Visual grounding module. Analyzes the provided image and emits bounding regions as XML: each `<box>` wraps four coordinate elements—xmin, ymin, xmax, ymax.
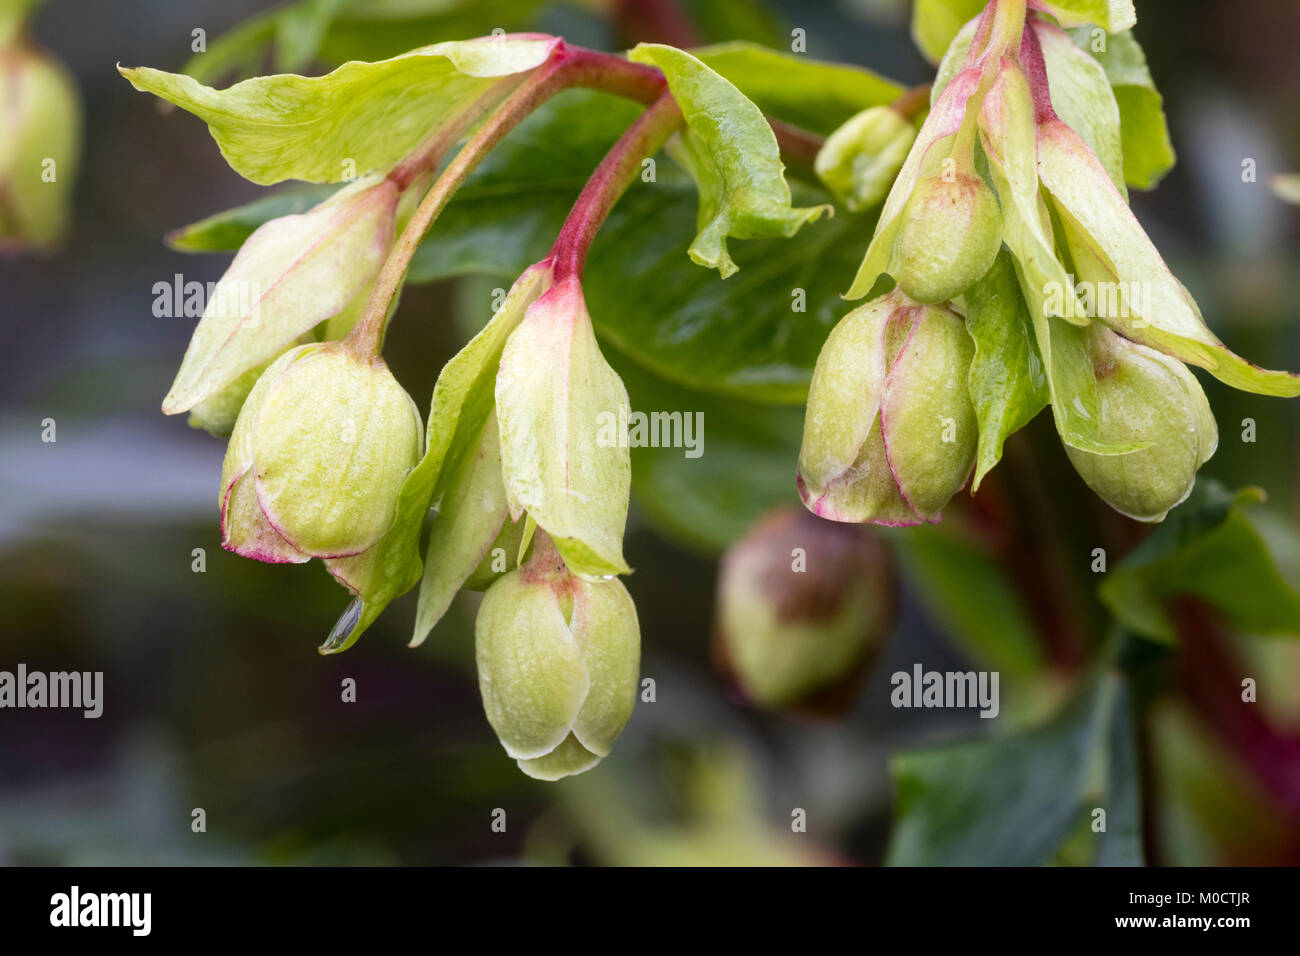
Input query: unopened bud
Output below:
<box><xmin>1065</xmin><ymin>328</ymin><xmax>1217</xmax><ymax>522</ymax></box>
<box><xmin>715</xmin><ymin>507</ymin><xmax>894</xmax><ymax>713</ymax></box>
<box><xmin>814</xmin><ymin>106</ymin><xmax>916</xmax><ymax>213</ymax></box>
<box><xmin>0</xmin><ymin>39</ymin><xmax>80</xmax><ymax>252</ymax></box>
<box><xmin>219</xmin><ymin>342</ymin><xmax>422</xmax><ymax>559</ymax></box>
<box><xmin>475</xmin><ymin>536</ymin><xmax>639</xmax><ymax>780</ymax></box>
<box><xmin>893</xmin><ymin>170</ymin><xmax>1002</xmax><ymax>304</ymax></box>
<box><xmin>798</xmin><ymin>290</ymin><xmax>976</xmax><ymax>525</ymax></box>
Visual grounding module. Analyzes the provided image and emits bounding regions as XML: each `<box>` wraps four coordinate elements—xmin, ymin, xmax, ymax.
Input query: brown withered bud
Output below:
<box><xmin>713</xmin><ymin>506</ymin><xmax>896</xmax><ymax>716</ymax></box>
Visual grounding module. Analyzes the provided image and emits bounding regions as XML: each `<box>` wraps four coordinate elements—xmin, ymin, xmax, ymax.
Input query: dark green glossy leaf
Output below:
<box><xmin>888</xmin><ymin>671</ymin><xmax>1141</xmax><ymax>865</ymax></box>
<box><xmin>1099</xmin><ymin>480</ymin><xmax>1300</xmax><ymax>643</ymax></box>
<box><xmin>166</xmin><ymin>185</ymin><xmax>336</xmax><ymax>252</ymax></box>
<box><xmin>693</xmin><ymin>41</ymin><xmax>904</xmax><ymax>136</ymax></box>
<box><xmin>614</xmin><ymin>357</ymin><xmax>803</xmax><ymax>554</ymax></box>
<box><xmin>893</xmin><ymin>521</ymin><xmax>1045</xmax><ymax>680</ymax></box>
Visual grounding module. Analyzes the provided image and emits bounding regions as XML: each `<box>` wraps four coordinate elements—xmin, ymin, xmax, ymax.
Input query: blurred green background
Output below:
<box><xmin>2</xmin><ymin>0</ymin><xmax>1299</xmax><ymax>865</ymax></box>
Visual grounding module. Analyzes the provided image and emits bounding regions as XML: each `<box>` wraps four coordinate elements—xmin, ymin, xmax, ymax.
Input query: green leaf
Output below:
<box><xmin>121</xmin><ymin>35</ymin><xmax>560</xmax><ymax>184</ymax></box>
<box><xmin>1068</xmin><ymin>26</ymin><xmax>1175</xmax><ymax>189</ymax></box>
<box><xmin>1035</xmin><ymin>0</ymin><xmax>1136</xmax><ymax>32</ymax></box>
<box><xmin>1099</xmin><ymin>481</ymin><xmax>1300</xmax><ymax>644</ymax></box>
<box><xmin>893</xmin><ymin>522</ymin><xmax>1045</xmax><ymax>680</ymax></box>
<box><xmin>693</xmin><ymin>41</ymin><xmax>904</xmax><ymax>136</ymax></box>
<box><xmin>166</xmin><ymin>184</ymin><xmax>337</xmax><ymax>252</ymax></box>
<box><xmin>614</xmin><ymin>357</ymin><xmax>804</xmax><ymax>554</ymax></box>
<box><xmin>274</xmin><ymin>0</ymin><xmax>350</xmax><ymax>73</ymax></box>
<box><xmin>888</xmin><ymin>671</ymin><xmax>1142</xmax><ymax>865</ymax></box>
<box><xmin>320</xmin><ymin>263</ymin><xmax>550</xmax><ymax>653</ymax></box>
<box><xmin>964</xmin><ymin>252</ymin><xmax>1048</xmax><ymax>489</ymax></box>
<box><xmin>910</xmin><ymin>0</ymin><xmax>986</xmax><ymax>65</ymax></box>
<box><xmin>629</xmin><ymin>43</ymin><xmax>830</xmax><ymax>279</ymax></box>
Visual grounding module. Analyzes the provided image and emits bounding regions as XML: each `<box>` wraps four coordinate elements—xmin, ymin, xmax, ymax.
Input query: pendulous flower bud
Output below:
<box><xmin>715</xmin><ymin>506</ymin><xmax>894</xmax><ymax>712</ymax></box>
<box><xmin>219</xmin><ymin>342</ymin><xmax>422</xmax><ymax>561</ymax></box>
<box><xmin>814</xmin><ymin>106</ymin><xmax>916</xmax><ymax>213</ymax></box>
<box><xmin>892</xmin><ymin>169</ymin><xmax>1002</xmax><ymax>304</ymax></box>
<box><xmin>475</xmin><ymin>535</ymin><xmax>640</xmax><ymax>780</ymax></box>
<box><xmin>798</xmin><ymin>290</ymin><xmax>976</xmax><ymax>525</ymax></box>
<box><xmin>0</xmin><ymin>37</ymin><xmax>80</xmax><ymax>252</ymax></box>
<box><xmin>1064</xmin><ymin>327</ymin><xmax>1218</xmax><ymax>522</ymax></box>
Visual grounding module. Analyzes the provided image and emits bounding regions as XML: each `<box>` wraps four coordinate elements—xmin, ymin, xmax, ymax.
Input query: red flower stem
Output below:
<box><xmin>548</xmin><ymin>91</ymin><xmax>684</xmax><ymax>282</ymax></box>
<box><xmin>346</xmin><ymin>43</ymin><xmax>667</xmax><ymax>354</ymax></box>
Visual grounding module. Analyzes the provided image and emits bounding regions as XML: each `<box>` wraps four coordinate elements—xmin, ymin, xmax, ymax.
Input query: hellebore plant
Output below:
<box><xmin>128</xmin><ymin>0</ymin><xmax>1300</xmax><ymax>780</ymax></box>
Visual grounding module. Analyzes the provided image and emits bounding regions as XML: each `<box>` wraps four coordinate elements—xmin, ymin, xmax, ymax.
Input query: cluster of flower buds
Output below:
<box><xmin>0</xmin><ymin>0</ymin><xmax>80</xmax><ymax>252</ymax></box>
<box><xmin>800</xmin><ymin>0</ymin><xmax>1298</xmax><ymax>527</ymax></box>
<box><xmin>714</xmin><ymin>507</ymin><xmax>894</xmax><ymax>713</ymax></box>
<box><xmin>130</xmin><ymin>34</ymin><xmax>658</xmax><ymax>779</ymax></box>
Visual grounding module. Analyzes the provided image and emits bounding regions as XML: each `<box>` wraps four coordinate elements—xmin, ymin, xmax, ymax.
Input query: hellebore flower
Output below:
<box><xmin>0</xmin><ymin>36</ymin><xmax>80</xmax><ymax>252</ymax></box>
<box><xmin>1064</xmin><ymin>326</ymin><xmax>1217</xmax><ymax>522</ymax></box>
<box><xmin>163</xmin><ymin>175</ymin><xmax>402</xmax><ymax>415</ymax></box>
<box><xmin>814</xmin><ymin>105</ymin><xmax>917</xmax><ymax>213</ymax></box>
<box><xmin>798</xmin><ymin>289</ymin><xmax>976</xmax><ymax>525</ymax></box>
<box><xmin>219</xmin><ymin>342</ymin><xmax>422</xmax><ymax>563</ymax></box>
<box><xmin>475</xmin><ymin>534</ymin><xmax>639</xmax><ymax>780</ymax></box>
<box><xmin>715</xmin><ymin>507</ymin><xmax>895</xmax><ymax>712</ymax></box>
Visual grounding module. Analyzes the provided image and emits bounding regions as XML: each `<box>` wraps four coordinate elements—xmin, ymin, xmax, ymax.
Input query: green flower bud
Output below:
<box><xmin>798</xmin><ymin>290</ymin><xmax>977</xmax><ymax>525</ymax></box>
<box><xmin>814</xmin><ymin>105</ymin><xmax>916</xmax><ymax>213</ymax></box>
<box><xmin>715</xmin><ymin>507</ymin><xmax>894</xmax><ymax>712</ymax></box>
<box><xmin>475</xmin><ymin>536</ymin><xmax>639</xmax><ymax>780</ymax></box>
<box><xmin>1064</xmin><ymin>327</ymin><xmax>1218</xmax><ymax>522</ymax></box>
<box><xmin>219</xmin><ymin>342</ymin><xmax>422</xmax><ymax>560</ymax></box>
<box><xmin>0</xmin><ymin>39</ymin><xmax>81</xmax><ymax>252</ymax></box>
<box><xmin>893</xmin><ymin>170</ymin><xmax>1002</xmax><ymax>304</ymax></box>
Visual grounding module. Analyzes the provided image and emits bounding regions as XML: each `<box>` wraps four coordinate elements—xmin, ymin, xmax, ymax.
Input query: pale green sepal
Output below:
<box><xmin>1034</xmin><ymin>20</ymin><xmax>1125</xmax><ymax>195</ymax></box>
<box><xmin>410</xmin><ymin>412</ymin><xmax>510</xmax><ymax>647</ymax></box>
<box><xmin>162</xmin><ymin>176</ymin><xmax>397</xmax><ymax>414</ymax></box>
<box><xmin>495</xmin><ymin>277</ymin><xmax>632</xmax><ymax>579</ymax></box>
<box><xmin>475</xmin><ymin>568</ymin><xmax>589</xmax><ymax>761</ymax></box>
<box><xmin>568</xmin><ymin>577</ymin><xmax>640</xmax><ymax>757</ymax></box>
<box><xmin>0</xmin><ymin>45</ymin><xmax>81</xmax><ymax>251</ymax></box>
<box><xmin>815</xmin><ymin>106</ymin><xmax>916</xmax><ymax>213</ymax></box>
<box><xmin>1034</xmin><ymin>0</ymin><xmax>1135</xmax><ymax>32</ymax></box>
<box><xmin>1064</xmin><ymin>326</ymin><xmax>1218</xmax><ymax>522</ymax></box>
<box><xmin>517</xmin><ymin>733</ymin><xmax>602</xmax><ymax>781</ymax></box>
